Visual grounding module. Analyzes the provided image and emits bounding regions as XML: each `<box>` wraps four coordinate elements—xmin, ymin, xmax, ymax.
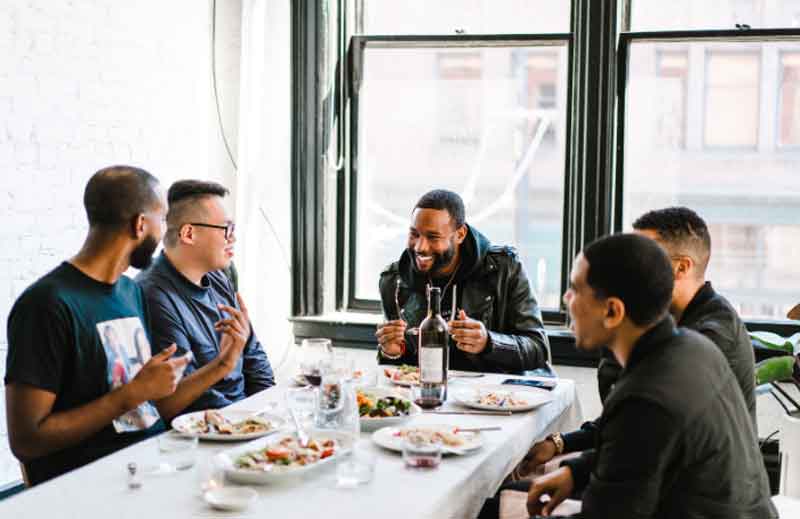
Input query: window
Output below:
<box><xmin>619</xmin><ymin>33</ymin><xmax>800</xmax><ymax>320</ymax></box>
<box><xmin>779</xmin><ymin>51</ymin><xmax>800</xmax><ymax>146</ymax></box>
<box><xmin>704</xmin><ymin>50</ymin><xmax>760</xmax><ymax>148</ymax></box>
<box><xmin>630</xmin><ymin>0</ymin><xmax>800</xmax><ymax>31</ymax></box>
<box><xmin>350</xmin><ymin>40</ymin><xmax>569</xmax><ymax>310</ymax></box>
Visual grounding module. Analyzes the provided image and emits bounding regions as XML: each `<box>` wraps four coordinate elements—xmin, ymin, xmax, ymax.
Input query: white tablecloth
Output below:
<box><xmin>1</xmin><ymin>371</ymin><xmax>581</xmax><ymax>519</ymax></box>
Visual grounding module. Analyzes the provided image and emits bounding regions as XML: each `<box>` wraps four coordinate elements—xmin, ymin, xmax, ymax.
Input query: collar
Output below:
<box><xmin>624</xmin><ymin>316</ymin><xmax>678</xmax><ymax>371</ymax></box>
<box><xmin>678</xmin><ymin>281</ymin><xmax>715</xmax><ymax>326</ymax></box>
<box><xmin>158</xmin><ymin>251</ymin><xmax>210</xmax><ymax>299</ymax></box>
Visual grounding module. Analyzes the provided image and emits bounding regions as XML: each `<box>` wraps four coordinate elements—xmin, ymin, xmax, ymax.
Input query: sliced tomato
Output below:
<box><xmin>320</xmin><ymin>448</ymin><xmax>335</xmax><ymax>459</ymax></box>
<box><xmin>265</xmin><ymin>447</ymin><xmax>291</xmax><ymax>461</ymax></box>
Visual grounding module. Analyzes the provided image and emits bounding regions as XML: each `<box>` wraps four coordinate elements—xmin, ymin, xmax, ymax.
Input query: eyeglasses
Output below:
<box><xmin>188</xmin><ymin>221</ymin><xmax>236</xmax><ymax>240</ymax></box>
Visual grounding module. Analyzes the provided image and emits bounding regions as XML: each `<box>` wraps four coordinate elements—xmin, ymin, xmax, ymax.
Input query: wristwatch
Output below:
<box><xmin>379</xmin><ymin>345</ymin><xmax>403</xmax><ymax>360</ymax></box>
<box><xmin>546</xmin><ymin>432</ymin><xmax>565</xmax><ymax>455</ymax></box>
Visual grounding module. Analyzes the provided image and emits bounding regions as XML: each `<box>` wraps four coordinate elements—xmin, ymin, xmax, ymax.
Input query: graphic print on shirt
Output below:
<box><xmin>97</xmin><ymin>317</ymin><xmax>161</xmax><ymax>432</ymax></box>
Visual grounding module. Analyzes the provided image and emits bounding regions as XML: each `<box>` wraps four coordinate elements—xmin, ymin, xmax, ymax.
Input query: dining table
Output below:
<box><xmin>0</xmin><ymin>364</ymin><xmax>582</xmax><ymax>519</ymax></box>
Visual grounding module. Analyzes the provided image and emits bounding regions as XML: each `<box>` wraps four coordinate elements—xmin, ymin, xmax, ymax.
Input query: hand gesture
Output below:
<box><xmin>527</xmin><ymin>466</ymin><xmax>575</xmax><ymax>517</ymax></box>
<box><xmin>375</xmin><ymin>319</ymin><xmax>407</xmax><ymax>357</ymax></box>
<box><xmin>215</xmin><ymin>293</ymin><xmax>251</xmax><ymax>371</ymax></box>
<box><xmin>132</xmin><ymin>344</ymin><xmax>190</xmax><ymax>401</ymax></box>
<box><xmin>449</xmin><ymin>309</ymin><xmax>489</xmax><ymax>354</ymax></box>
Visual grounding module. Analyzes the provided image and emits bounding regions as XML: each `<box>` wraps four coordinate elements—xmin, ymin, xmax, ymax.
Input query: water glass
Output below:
<box><xmin>336</xmin><ymin>443</ymin><xmax>376</xmax><ymax>488</ymax></box>
<box><xmin>316</xmin><ymin>371</ymin><xmax>344</xmax><ymax>429</ymax></box>
<box><xmin>196</xmin><ymin>453</ymin><xmax>228</xmax><ymax>495</ymax></box>
<box><xmin>286</xmin><ymin>386</ymin><xmax>317</xmax><ymax>431</ymax></box>
<box><xmin>158</xmin><ymin>433</ymin><xmax>198</xmax><ymax>471</ymax></box>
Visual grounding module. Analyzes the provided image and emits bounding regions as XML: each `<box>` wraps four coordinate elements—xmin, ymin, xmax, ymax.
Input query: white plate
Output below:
<box><xmin>372</xmin><ymin>425</ymin><xmax>483</xmax><ymax>455</ymax></box>
<box><xmin>357</xmin><ymin>387</ymin><xmax>421</xmax><ymax>432</ymax></box>
<box><xmin>382</xmin><ymin>366</ymin><xmax>420</xmax><ymax>387</ymax></box>
<box><xmin>451</xmin><ymin>384</ymin><xmax>553</xmax><ymax>412</ymax></box>
<box><xmin>221</xmin><ymin>429</ymin><xmax>354</xmax><ymax>484</ymax></box>
<box><xmin>171</xmin><ymin>409</ymin><xmax>286</xmax><ymax>442</ymax></box>
<box><xmin>204</xmin><ymin>487</ymin><xmax>258</xmax><ymax>511</ymax></box>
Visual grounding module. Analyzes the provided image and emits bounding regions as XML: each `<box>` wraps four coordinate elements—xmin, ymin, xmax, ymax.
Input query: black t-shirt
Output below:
<box><xmin>5</xmin><ymin>262</ymin><xmax>165</xmax><ymax>485</ymax></box>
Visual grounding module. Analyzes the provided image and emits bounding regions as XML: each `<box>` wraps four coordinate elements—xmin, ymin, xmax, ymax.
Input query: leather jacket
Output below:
<box><xmin>378</xmin><ymin>224</ymin><xmax>550</xmax><ymax>373</ymax></box>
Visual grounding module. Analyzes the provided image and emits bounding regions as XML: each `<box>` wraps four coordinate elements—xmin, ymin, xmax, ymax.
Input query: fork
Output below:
<box><xmin>287</xmin><ymin>407</ymin><xmax>310</xmax><ymax>448</ymax></box>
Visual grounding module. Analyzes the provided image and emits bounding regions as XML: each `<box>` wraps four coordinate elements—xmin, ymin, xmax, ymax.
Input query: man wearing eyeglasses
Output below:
<box><xmin>136</xmin><ymin>180</ymin><xmax>274</xmax><ymax>416</ymax></box>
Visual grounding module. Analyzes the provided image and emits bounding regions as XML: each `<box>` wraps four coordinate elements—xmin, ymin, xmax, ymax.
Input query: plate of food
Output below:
<box><xmin>383</xmin><ymin>365</ymin><xmax>420</xmax><ymax>386</ymax></box>
<box><xmin>451</xmin><ymin>385</ymin><xmax>553</xmax><ymax>412</ymax></box>
<box><xmin>357</xmin><ymin>387</ymin><xmax>421</xmax><ymax>431</ymax></box>
<box><xmin>221</xmin><ymin>430</ymin><xmax>354</xmax><ymax>484</ymax></box>
<box><xmin>172</xmin><ymin>409</ymin><xmax>285</xmax><ymax>441</ymax></box>
<box><xmin>372</xmin><ymin>425</ymin><xmax>483</xmax><ymax>455</ymax></box>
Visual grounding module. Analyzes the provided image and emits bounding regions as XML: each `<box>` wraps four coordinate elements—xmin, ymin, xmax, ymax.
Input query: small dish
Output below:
<box><xmin>203</xmin><ymin>487</ymin><xmax>258</xmax><ymax>512</ymax></box>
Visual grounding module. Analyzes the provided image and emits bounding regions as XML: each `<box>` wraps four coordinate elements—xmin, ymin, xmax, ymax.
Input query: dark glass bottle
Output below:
<box><xmin>416</xmin><ymin>286</ymin><xmax>449</xmax><ymax>408</ymax></box>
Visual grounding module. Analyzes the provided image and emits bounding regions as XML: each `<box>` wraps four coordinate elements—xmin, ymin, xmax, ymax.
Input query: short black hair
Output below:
<box><xmin>83</xmin><ymin>165</ymin><xmax>160</xmax><ymax>230</ymax></box>
<box><xmin>414</xmin><ymin>189</ymin><xmax>465</xmax><ymax>228</ymax></box>
<box><xmin>164</xmin><ymin>180</ymin><xmax>230</xmax><ymax>247</ymax></box>
<box><xmin>632</xmin><ymin>207</ymin><xmax>711</xmax><ymax>275</ymax></box>
<box><xmin>583</xmin><ymin>233</ymin><xmax>674</xmax><ymax>327</ymax></box>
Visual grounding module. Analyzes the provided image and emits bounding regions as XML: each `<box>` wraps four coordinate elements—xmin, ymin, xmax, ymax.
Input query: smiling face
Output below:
<box><xmin>407</xmin><ymin>208</ymin><xmax>466</xmax><ymax>276</ymax></box>
<box><xmin>191</xmin><ymin>195</ymin><xmax>235</xmax><ymax>272</ymax></box>
<box><xmin>563</xmin><ymin>254</ymin><xmax>616</xmax><ymax>351</ymax></box>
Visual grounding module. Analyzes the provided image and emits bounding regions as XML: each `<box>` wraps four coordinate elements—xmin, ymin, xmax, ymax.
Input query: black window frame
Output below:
<box><xmin>343</xmin><ymin>33</ymin><xmax>574</xmax><ymax>323</ymax></box>
<box><xmin>614</xmin><ymin>28</ymin><xmax>800</xmax><ymax>335</ymax></box>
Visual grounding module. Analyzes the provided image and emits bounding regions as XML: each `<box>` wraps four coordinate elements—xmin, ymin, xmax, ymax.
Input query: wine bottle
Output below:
<box><xmin>417</xmin><ymin>286</ymin><xmax>449</xmax><ymax>408</ymax></box>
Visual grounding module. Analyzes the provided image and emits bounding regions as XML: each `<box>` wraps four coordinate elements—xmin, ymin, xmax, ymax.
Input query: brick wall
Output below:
<box><xmin>0</xmin><ymin>0</ymin><xmax>241</xmax><ymax>486</ymax></box>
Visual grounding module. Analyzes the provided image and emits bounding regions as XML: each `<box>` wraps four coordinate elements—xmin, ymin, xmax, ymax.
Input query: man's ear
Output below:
<box><xmin>673</xmin><ymin>256</ymin><xmax>693</xmax><ymax>280</ymax></box>
<box><xmin>178</xmin><ymin>223</ymin><xmax>195</xmax><ymax>245</ymax></box>
<box><xmin>603</xmin><ymin>297</ymin><xmax>626</xmax><ymax>329</ymax></box>
<box><xmin>454</xmin><ymin>224</ymin><xmax>467</xmax><ymax>244</ymax></box>
<box><xmin>131</xmin><ymin>214</ymin><xmax>146</xmax><ymax>239</ymax></box>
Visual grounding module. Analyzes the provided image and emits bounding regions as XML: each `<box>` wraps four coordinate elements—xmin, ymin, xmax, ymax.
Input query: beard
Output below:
<box><xmin>410</xmin><ymin>239</ymin><xmax>457</xmax><ymax>277</ymax></box>
<box><xmin>130</xmin><ymin>234</ymin><xmax>159</xmax><ymax>270</ymax></box>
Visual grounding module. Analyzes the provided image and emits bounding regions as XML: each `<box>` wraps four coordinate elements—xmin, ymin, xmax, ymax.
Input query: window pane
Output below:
<box><xmin>704</xmin><ymin>51</ymin><xmax>760</xmax><ymax>147</ymax></box>
<box><xmin>356</xmin><ymin>0</ymin><xmax>570</xmax><ymax>35</ymax></box>
<box><xmin>631</xmin><ymin>0</ymin><xmax>800</xmax><ymax>31</ymax></box>
<box><xmin>779</xmin><ymin>51</ymin><xmax>800</xmax><ymax>146</ymax></box>
<box><xmin>355</xmin><ymin>43</ymin><xmax>568</xmax><ymax>309</ymax></box>
<box><xmin>622</xmin><ymin>40</ymin><xmax>800</xmax><ymax>319</ymax></box>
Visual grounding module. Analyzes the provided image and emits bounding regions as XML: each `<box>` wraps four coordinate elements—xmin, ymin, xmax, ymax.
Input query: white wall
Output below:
<box><xmin>0</xmin><ymin>0</ymin><xmax>250</xmax><ymax>486</ymax></box>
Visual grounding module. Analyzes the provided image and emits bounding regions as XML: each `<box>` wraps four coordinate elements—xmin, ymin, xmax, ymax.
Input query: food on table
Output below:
<box><xmin>392</xmin><ymin>427</ymin><xmax>466</xmax><ymax>448</ymax></box>
<box><xmin>473</xmin><ymin>391</ymin><xmax>528</xmax><ymax>409</ymax></box>
<box><xmin>384</xmin><ymin>364</ymin><xmax>420</xmax><ymax>384</ymax></box>
<box><xmin>234</xmin><ymin>436</ymin><xmax>339</xmax><ymax>471</ymax></box>
<box><xmin>357</xmin><ymin>390</ymin><xmax>412</xmax><ymax>418</ymax></box>
<box><xmin>181</xmin><ymin>410</ymin><xmax>274</xmax><ymax>435</ymax></box>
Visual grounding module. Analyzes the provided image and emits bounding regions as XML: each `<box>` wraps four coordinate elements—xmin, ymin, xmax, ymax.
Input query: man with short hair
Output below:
<box><xmin>519</xmin><ymin>207</ymin><xmax>757</xmax><ymax>477</ymax></box>
<box><xmin>137</xmin><ymin>180</ymin><xmax>274</xmax><ymax>416</ymax></box>
<box><xmin>526</xmin><ymin>234</ymin><xmax>775</xmax><ymax>518</ymax></box>
<box><xmin>4</xmin><ymin>166</ymin><xmax>193</xmax><ymax>485</ymax></box>
<box><xmin>375</xmin><ymin>189</ymin><xmax>549</xmax><ymax>373</ymax></box>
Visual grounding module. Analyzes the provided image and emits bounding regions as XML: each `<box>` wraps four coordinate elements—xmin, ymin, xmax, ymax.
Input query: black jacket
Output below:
<box><xmin>556</xmin><ymin>318</ymin><xmax>776</xmax><ymax>519</ymax></box>
<box><xmin>596</xmin><ymin>282</ymin><xmax>757</xmax><ymax>430</ymax></box>
<box><xmin>378</xmin><ymin>224</ymin><xmax>549</xmax><ymax>373</ymax></box>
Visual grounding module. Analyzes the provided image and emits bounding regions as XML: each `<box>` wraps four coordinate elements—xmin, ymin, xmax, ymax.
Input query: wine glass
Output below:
<box><xmin>299</xmin><ymin>338</ymin><xmax>333</xmax><ymax>386</ymax></box>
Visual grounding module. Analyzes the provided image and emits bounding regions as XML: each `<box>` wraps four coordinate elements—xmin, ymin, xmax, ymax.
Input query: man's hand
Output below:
<box><xmin>215</xmin><ymin>293</ymin><xmax>251</xmax><ymax>371</ymax></box>
<box><xmin>449</xmin><ymin>309</ymin><xmax>489</xmax><ymax>354</ymax></box>
<box><xmin>131</xmin><ymin>344</ymin><xmax>190</xmax><ymax>401</ymax></box>
<box><xmin>527</xmin><ymin>466</ymin><xmax>575</xmax><ymax>517</ymax></box>
<box><xmin>517</xmin><ymin>438</ymin><xmax>559</xmax><ymax>479</ymax></box>
<box><xmin>375</xmin><ymin>320</ymin><xmax>407</xmax><ymax>357</ymax></box>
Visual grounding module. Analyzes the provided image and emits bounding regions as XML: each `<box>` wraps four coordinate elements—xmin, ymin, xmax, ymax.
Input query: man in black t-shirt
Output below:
<box><xmin>4</xmin><ymin>166</ymin><xmax>212</xmax><ymax>485</ymax></box>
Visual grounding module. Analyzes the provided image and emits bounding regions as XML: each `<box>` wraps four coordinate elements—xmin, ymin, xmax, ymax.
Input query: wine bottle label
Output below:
<box><xmin>419</xmin><ymin>347</ymin><xmax>444</xmax><ymax>383</ymax></box>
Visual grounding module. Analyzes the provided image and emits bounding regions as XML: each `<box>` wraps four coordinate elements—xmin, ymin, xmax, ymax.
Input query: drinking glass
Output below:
<box><xmin>336</xmin><ymin>442</ymin><xmax>376</xmax><ymax>488</ymax></box>
<box><xmin>196</xmin><ymin>453</ymin><xmax>228</xmax><ymax>496</ymax></box>
<box><xmin>316</xmin><ymin>364</ymin><xmax>344</xmax><ymax>429</ymax></box>
<box><xmin>411</xmin><ymin>383</ymin><xmax>446</xmax><ymax>410</ymax></box>
<box><xmin>402</xmin><ymin>437</ymin><xmax>442</xmax><ymax>469</ymax></box>
<box><xmin>158</xmin><ymin>433</ymin><xmax>198</xmax><ymax>471</ymax></box>
<box><xmin>285</xmin><ymin>386</ymin><xmax>317</xmax><ymax>432</ymax></box>
<box><xmin>299</xmin><ymin>338</ymin><xmax>334</xmax><ymax>386</ymax></box>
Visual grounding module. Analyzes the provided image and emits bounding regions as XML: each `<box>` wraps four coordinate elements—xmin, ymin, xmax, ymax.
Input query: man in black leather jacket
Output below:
<box><xmin>375</xmin><ymin>189</ymin><xmax>550</xmax><ymax>373</ymax></box>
